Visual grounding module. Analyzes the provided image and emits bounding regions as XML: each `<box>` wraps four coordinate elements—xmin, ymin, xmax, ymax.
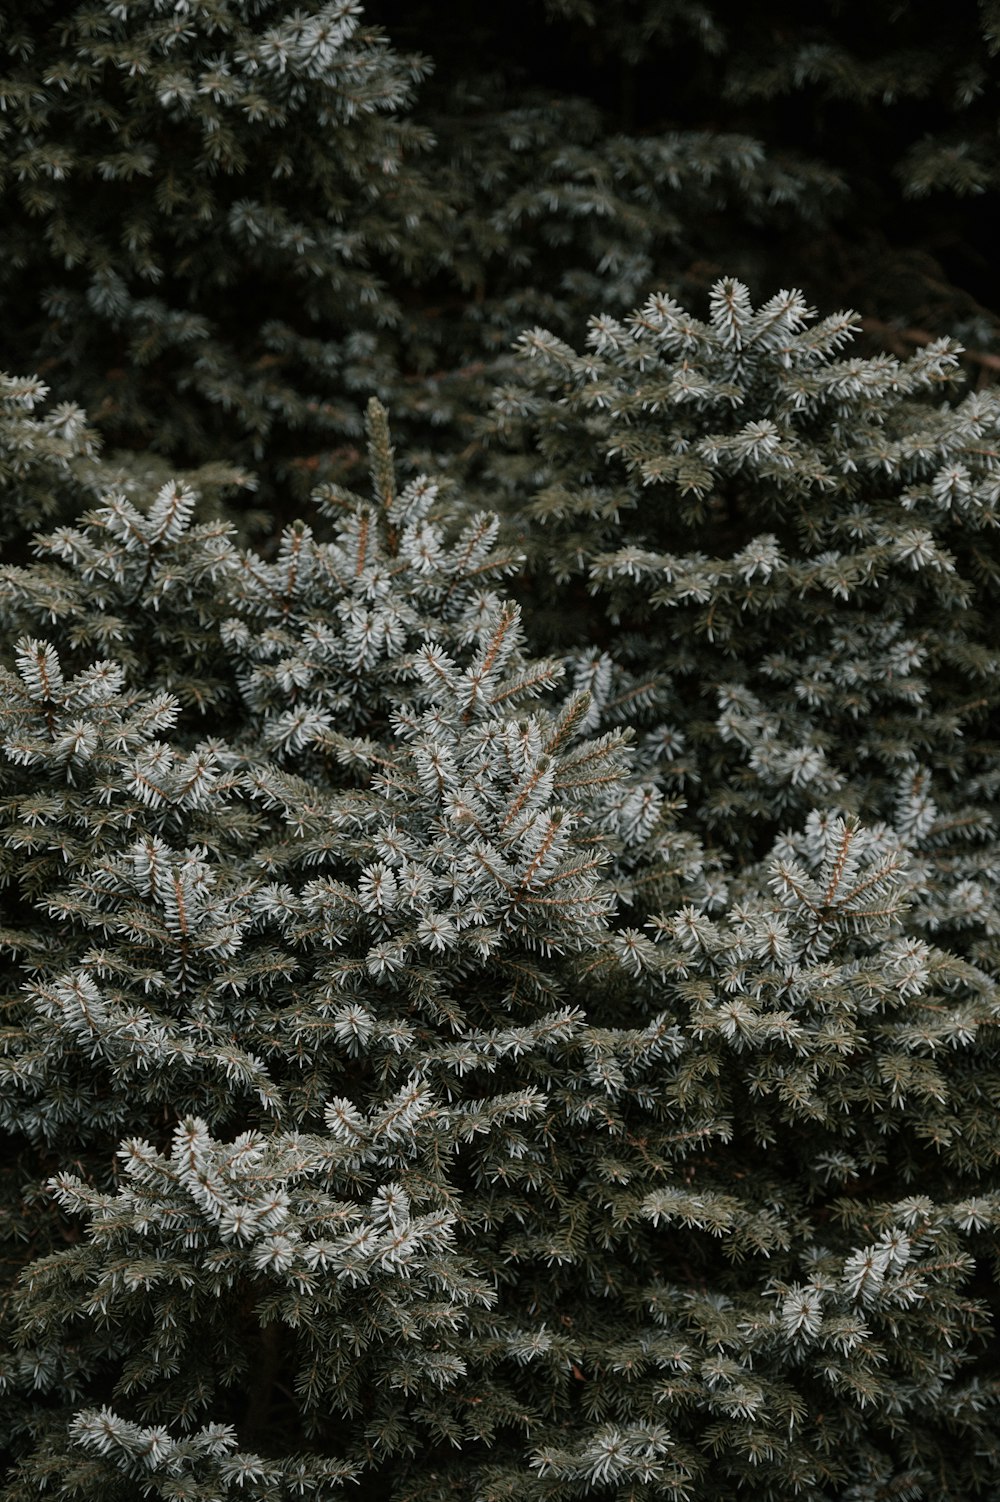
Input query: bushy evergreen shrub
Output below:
<box><xmin>486</xmin><ymin>281</ymin><xmax>1000</xmax><ymax>972</ymax></box>
<box><xmin>2</xmin><ymin>374</ymin><xmax>998</xmax><ymax>1501</ymax></box>
<box><xmin>0</xmin><ymin>0</ymin><xmax>434</xmax><ymax>479</ymax></box>
<box><xmin>2</xmin><ymin>4</ymin><xmax>999</xmax><ymax>1501</ymax></box>
<box><xmin>0</xmin><ymin>0</ymin><xmax>845</xmax><ymax>499</ymax></box>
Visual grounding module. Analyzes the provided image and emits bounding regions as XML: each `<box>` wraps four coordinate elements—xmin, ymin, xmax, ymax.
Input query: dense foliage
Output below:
<box><xmin>2</xmin><ymin>4</ymin><xmax>999</xmax><ymax>1501</ymax></box>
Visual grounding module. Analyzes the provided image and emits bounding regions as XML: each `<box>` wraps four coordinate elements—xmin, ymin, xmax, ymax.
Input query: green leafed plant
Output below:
<box><xmin>486</xmin><ymin>279</ymin><xmax>1000</xmax><ymax>978</ymax></box>
<box><xmin>1</xmin><ymin>377</ymin><xmax>999</xmax><ymax>1501</ymax></box>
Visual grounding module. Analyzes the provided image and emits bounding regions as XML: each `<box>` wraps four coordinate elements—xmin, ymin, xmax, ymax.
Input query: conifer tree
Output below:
<box><xmin>716</xmin><ymin>0</ymin><xmax>1000</xmax><ymax>356</ymax></box>
<box><xmin>1</xmin><ymin>384</ymin><xmax>999</xmax><ymax>1501</ymax></box>
<box><xmin>486</xmin><ymin>280</ymin><xmax>1000</xmax><ymax>976</ymax></box>
<box><xmin>0</xmin><ymin>0</ymin><xmax>434</xmax><ymax>478</ymax></box>
<box><xmin>386</xmin><ymin>0</ymin><xmax>1000</xmax><ymax>366</ymax></box>
<box><xmin>0</xmin><ymin>0</ymin><xmax>846</xmax><ymax>503</ymax></box>
<box><xmin>2</xmin><ymin>2</ymin><xmax>1000</xmax><ymax>1499</ymax></box>
<box><xmin>4</xmin><ymin>0</ymin><xmax>999</xmax><ymax>509</ymax></box>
